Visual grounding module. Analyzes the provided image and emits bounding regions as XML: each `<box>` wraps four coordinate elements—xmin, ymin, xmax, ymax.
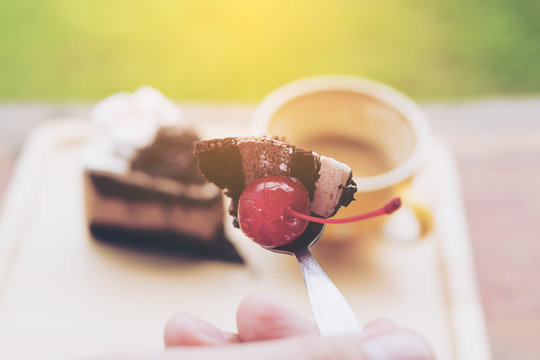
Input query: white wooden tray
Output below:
<box><xmin>0</xmin><ymin>120</ymin><xmax>491</xmax><ymax>359</ymax></box>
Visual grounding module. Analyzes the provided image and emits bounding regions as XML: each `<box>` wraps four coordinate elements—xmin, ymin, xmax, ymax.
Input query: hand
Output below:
<box><xmin>89</xmin><ymin>293</ymin><xmax>433</xmax><ymax>359</ymax></box>
<box><xmin>161</xmin><ymin>293</ymin><xmax>434</xmax><ymax>360</ymax></box>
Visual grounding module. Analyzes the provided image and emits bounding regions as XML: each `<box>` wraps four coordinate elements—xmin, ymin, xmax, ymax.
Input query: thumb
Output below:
<box><xmin>155</xmin><ymin>329</ymin><xmax>433</xmax><ymax>360</ymax></box>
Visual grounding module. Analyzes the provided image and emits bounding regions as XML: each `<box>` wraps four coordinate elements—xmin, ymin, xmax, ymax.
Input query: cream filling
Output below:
<box><xmin>310</xmin><ymin>155</ymin><xmax>351</xmax><ymax>218</ymax></box>
<box><xmin>88</xmin><ymin>169</ymin><xmax>221</xmax><ymax>201</ymax></box>
<box><xmin>85</xmin><ymin>174</ymin><xmax>223</xmax><ymax>241</ymax></box>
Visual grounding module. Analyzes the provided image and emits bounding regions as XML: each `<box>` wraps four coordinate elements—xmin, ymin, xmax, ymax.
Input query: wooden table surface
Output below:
<box><xmin>1</xmin><ymin>99</ymin><xmax>539</xmax><ymax>359</ymax></box>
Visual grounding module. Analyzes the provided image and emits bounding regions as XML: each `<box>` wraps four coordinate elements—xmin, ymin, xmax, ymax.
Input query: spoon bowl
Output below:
<box><xmin>269</xmin><ymin>222</ymin><xmax>325</xmax><ymax>255</ymax></box>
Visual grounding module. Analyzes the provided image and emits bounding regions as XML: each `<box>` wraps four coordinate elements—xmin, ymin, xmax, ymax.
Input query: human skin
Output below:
<box><xmin>89</xmin><ymin>293</ymin><xmax>434</xmax><ymax>360</ymax></box>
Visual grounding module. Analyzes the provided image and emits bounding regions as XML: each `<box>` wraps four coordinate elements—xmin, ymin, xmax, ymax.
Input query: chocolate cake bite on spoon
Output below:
<box><xmin>194</xmin><ymin>135</ymin><xmax>358</xmax><ymax>227</ymax></box>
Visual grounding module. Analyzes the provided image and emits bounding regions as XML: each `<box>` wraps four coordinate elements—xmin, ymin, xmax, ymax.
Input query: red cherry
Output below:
<box><xmin>237</xmin><ymin>176</ymin><xmax>402</xmax><ymax>248</ymax></box>
<box><xmin>238</xmin><ymin>176</ymin><xmax>309</xmax><ymax>247</ymax></box>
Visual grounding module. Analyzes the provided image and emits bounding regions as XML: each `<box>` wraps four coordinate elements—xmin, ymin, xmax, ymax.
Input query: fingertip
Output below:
<box><xmin>237</xmin><ymin>292</ymin><xmax>271</xmax><ymax>310</ymax></box>
<box><xmin>237</xmin><ymin>292</ymin><xmax>317</xmax><ymax>342</ymax></box>
<box><xmin>236</xmin><ymin>292</ymin><xmax>280</xmax><ymax>326</ymax></box>
<box><xmin>164</xmin><ymin>313</ymin><xmax>236</xmax><ymax>347</ymax></box>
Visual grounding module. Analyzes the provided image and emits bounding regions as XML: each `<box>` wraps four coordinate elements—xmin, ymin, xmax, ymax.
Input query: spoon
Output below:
<box><xmin>270</xmin><ymin>221</ymin><xmax>362</xmax><ymax>336</ymax></box>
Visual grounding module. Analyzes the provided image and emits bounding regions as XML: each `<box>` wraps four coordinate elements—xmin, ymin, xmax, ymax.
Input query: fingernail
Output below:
<box><xmin>184</xmin><ymin>315</ymin><xmax>230</xmax><ymax>342</ymax></box>
<box><xmin>193</xmin><ymin>326</ymin><xmax>229</xmax><ymax>342</ymax></box>
<box><xmin>362</xmin><ymin>331</ymin><xmax>434</xmax><ymax>360</ymax></box>
<box><xmin>165</xmin><ymin>314</ymin><xmax>231</xmax><ymax>346</ymax></box>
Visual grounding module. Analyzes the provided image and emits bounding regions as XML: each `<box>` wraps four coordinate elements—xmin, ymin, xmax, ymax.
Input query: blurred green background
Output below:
<box><xmin>1</xmin><ymin>0</ymin><xmax>539</xmax><ymax>102</ymax></box>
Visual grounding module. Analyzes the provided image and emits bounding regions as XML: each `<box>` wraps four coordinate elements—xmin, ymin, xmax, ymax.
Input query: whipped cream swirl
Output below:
<box><xmin>83</xmin><ymin>86</ymin><xmax>185</xmax><ymax>173</ymax></box>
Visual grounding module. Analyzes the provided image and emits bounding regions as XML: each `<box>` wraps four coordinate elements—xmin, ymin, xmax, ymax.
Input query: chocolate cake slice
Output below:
<box><xmin>194</xmin><ymin>136</ymin><xmax>357</xmax><ymax>227</ymax></box>
<box><xmin>83</xmin><ymin>87</ymin><xmax>242</xmax><ymax>262</ymax></box>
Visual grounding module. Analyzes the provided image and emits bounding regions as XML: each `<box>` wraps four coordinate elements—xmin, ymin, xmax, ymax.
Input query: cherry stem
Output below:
<box><xmin>286</xmin><ymin>197</ymin><xmax>402</xmax><ymax>224</ymax></box>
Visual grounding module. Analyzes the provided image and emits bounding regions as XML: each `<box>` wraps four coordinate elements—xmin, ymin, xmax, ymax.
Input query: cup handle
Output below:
<box><xmin>384</xmin><ymin>192</ymin><xmax>433</xmax><ymax>242</ymax></box>
<box><xmin>402</xmin><ymin>193</ymin><xmax>434</xmax><ymax>239</ymax></box>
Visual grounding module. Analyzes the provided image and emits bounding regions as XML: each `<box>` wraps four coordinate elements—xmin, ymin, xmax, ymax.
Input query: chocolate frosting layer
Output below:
<box><xmin>131</xmin><ymin>127</ymin><xmax>205</xmax><ymax>184</ymax></box>
<box><xmin>90</xmin><ymin>173</ymin><xmax>221</xmax><ymax>207</ymax></box>
<box><xmin>290</xmin><ymin>149</ymin><xmax>320</xmax><ymax>201</ymax></box>
<box><xmin>194</xmin><ymin>138</ymin><xmax>245</xmax><ymax>220</ymax></box>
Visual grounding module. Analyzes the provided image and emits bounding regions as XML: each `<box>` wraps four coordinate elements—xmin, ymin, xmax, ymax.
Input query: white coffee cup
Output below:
<box><xmin>252</xmin><ymin>75</ymin><xmax>432</xmax><ymax>241</ymax></box>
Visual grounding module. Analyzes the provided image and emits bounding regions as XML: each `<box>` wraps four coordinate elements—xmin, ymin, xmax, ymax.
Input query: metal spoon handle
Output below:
<box><xmin>294</xmin><ymin>249</ymin><xmax>362</xmax><ymax>336</ymax></box>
